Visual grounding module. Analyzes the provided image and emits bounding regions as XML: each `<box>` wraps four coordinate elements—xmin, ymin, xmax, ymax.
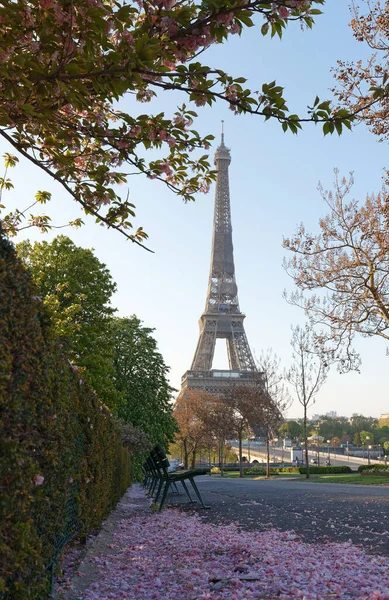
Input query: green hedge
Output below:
<box><xmin>244</xmin><ymin>467</ymin><xmax>266</xmax><ymax>475</ymax></box>
<box><xmin>270</xmin><ymin>467</ymin><xmax>300</xmax><ymax>473</ymax></box>
<box><xmin>0</xmin><ymin>231</ymin><xmax>130</xmax><ymax>599</ymax></box>
<box><xmin>358</xmin><ymin>464</ymin><xmax>388</xmax><ymax>473</ymax></box>
<box><xmin>299</xmin><ymin>466</ymin><xmax>353</xmax><ymax>474</ymax></box>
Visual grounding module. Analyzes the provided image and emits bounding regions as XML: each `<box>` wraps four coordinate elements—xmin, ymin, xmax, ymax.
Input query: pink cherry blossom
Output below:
<box><xmin>34</xmin><ymin>474</ymin><xmax>44</xmax><ymax>486</ymax></box>
<box><xmin>39</xmin><ymin>0</ymin><xmax>55</xmax><ymax>8</ymax></box>
<box><xmin>75</xmin><ymin>486</ymin><xmax>389</xmax><ymax>600</ymax></box>
<box><xmin>279</xmin><ymin>7</ymin><xmax>291</xmax><ymax>19</ymax></box>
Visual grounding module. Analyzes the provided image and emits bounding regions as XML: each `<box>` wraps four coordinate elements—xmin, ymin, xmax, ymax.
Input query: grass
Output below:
<box><xmin>211</xmin><ymin>472</ymin><xmax>389</xmax><ymax>485</ymax></box>
<box><xmin>211</xmin><ymin>471</ymin><xmax>300</xmax><ymax>480</ymax></box>
<box><xmin>306</xmin><ymin>473</ymin><xmax>389</xmax><ymax>485</ymax></box>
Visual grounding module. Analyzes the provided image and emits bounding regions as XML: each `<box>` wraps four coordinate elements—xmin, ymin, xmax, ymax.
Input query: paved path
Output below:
<box><xmin>58</xmin><ymin>479</ymin><xmax>389</xmax><ymax>599</ymax></box>
<box><xmin>58</xmin><ymin>487</ymin><xmax>151</xmax><ymax>599</ymax></box>
<box><xmin>169</xmin><ymin>476</ymin><xmax>389</xmax><ymax>554</ymax></box>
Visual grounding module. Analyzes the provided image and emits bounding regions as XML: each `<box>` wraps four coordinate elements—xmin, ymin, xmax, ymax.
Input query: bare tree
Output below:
<box><xmin>285</xmin><ymin>324</ymin><xmax>329</xmax><ymax>479</ymax></box>
<box><xmin>225</xmin><ymin>381</ymin><xmax>285</xmax><ymax>478</ymax></box>
<box><xmin>257</xmin><ymin>349</ymin><xmax>291</xmax><ymax>475</ymax></box>
<box><xmin>173</xmin><ymin>391</ymin><xmax>207</xmax><ymax>469</ymax></box>
<box><xmin>191</xmin><ymin>392</ymin><xmax>235</xmax><ymax>476</ymax></box>
<box><xmin>225</xmin><ymin>386</ymin><xmax>254</xmax><ymax>478</ymax></box>
<box><xmin>283</xmin><ymin>172</ymin><xmax>389</xmax><ymax>372</ymax></box>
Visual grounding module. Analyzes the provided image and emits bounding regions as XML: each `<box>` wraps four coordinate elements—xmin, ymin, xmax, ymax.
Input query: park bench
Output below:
<box><xmin>143</xmin><ymin>444</ymin><xmax>210</xmax><ymax>511</ymax></box>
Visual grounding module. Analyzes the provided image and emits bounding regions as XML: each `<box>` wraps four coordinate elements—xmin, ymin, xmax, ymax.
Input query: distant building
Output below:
<box><xmin>311</xmin><ymin>411</ymin><xmax>338</xmax><ymax>422</ymax></box>
<box><xmin>379</xmin><ymin>413</ymin><xmax>389</xmax><ymax>427</ymax></box>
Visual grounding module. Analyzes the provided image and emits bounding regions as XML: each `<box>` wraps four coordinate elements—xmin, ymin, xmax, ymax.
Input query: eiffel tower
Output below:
<box><xmin>180</xmin><ymin>127</ymin><xmax>260</xmax><ymax>397</ymax></box>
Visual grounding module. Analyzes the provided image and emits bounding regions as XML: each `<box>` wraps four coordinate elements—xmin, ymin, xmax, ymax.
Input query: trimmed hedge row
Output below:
<box><xmin>0</xmin><ymin>231</ymin><xmax>130</xmax><ymax>599</ymax></box>
<box><xmin>270</xmin><ymin>467</ymin><xmax>300</xmax><ymax>473</ymax></box>
<box><xmin>243</xmin><ymin>467</ymin><xmax>266</xmax><ymax>475</ymax></box>
<box><xmin>299</xmin><ymin>466</ymin><xmax>353</xmax><ymax>474</ymax></box>
<box><xmin>358</xmin><ymin>464</ymin><xmax>388</xmax><ymax>473</ymax></box>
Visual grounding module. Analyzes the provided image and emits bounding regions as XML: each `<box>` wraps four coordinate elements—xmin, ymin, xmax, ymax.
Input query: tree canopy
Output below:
<box><xmin>17</xmin><ymin>235</ymin><xmax>118</xmax><ymax>406</ymax></box>
<box><xmin>112</xmin><ymin>316</ymin><xmax>177</xmax><ymax>447</ymax></box>
<box><xmin>334</xmin><ymin>0</ymin><xmax>389</xmax><ymax>147</ymax></box>
<box><xmin>0</xmin><ymin>0</ymin><xmax>354</xmax><ymax>245</ymax></box>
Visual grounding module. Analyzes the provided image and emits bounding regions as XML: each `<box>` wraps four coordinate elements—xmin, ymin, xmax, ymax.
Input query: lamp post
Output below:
<box><xmin>378</xmin><ymin>444</ymin><xmax>381</xmax><ymax>461</ymax></box>
<box><xmin>327</xmin><ymin>440</ymin><xmax>331</xmax><ymax>465</ymax></box>
<box><xmin>366</xmin><ymin>436</ymin><xmax>370</xmax><ymax>464</ymax></box>
<box><xmin>281</xmin><ymin>437</ymin><xmax>285</xmax><ymax>467</ymax></box>
<box><xmin>315</xmin><ymin>427</ymin><xmax>320</xmax><ymax>467</ymax></box>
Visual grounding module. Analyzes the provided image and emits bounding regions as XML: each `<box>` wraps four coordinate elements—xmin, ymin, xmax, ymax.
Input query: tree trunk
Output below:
<box><xmin>219</xmin><ymin>440</ymin><xmax>224</xmax><ymax>476</ymax></box>
<box><xmin>239</xmin><ymin>432</ymin><xmax>244</xmax><ymax>478</ymax></box>
<box><xmin>184</xmin><ymin>441</ymin><xmax>189</xmax><ymax>469</ymax></box>
<box><xmin>191</xmin><ymin>448</ymin><xmax>197</xmax><ymax>470</ymax></box>
<box><xmin>266</xmin><ymin>436</ymin><xmax>270</xmax><ymax>478</ymax></box>
<box><xmin>304</xmin><ymin>404</ymin><xmax>310</xmax><ymax>479</ymax></box>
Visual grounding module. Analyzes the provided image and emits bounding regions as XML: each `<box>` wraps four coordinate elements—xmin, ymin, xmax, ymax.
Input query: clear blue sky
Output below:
<box><xmin>2</xmin><ymin>1</ymin><xmax>388</xmax><ymax>420</ymax></box>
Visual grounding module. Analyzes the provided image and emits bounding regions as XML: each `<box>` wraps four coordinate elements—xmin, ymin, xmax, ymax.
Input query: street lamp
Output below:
<box><xmin>315</xmin><ymin>427</ymin><xmax>320</xmax><ymax>467</ymax></box>
<box><xmin>327</xmin><ymin>440</ymin><xmax>331</xmax><ymax>465</ymax></box>
<box><xmin>346</xmin><ymin>440</ymin><xmax>349</xmax><ymax>461</ymax></box>
<box><xmin>366</xmin><ymin>436</ymin><xmax>370</xmax><ymax>464</ymax></box>
<box><xmin>281</xmin><ymin>436</ymin><xmax>285</xmax><ymax>466</ymax></box>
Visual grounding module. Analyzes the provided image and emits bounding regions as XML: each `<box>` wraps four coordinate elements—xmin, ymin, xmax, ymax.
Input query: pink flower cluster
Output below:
<box><xmin>80</xmin><ymin>487</ymin><xmax>389</xmax><ymax>600</ymax></box>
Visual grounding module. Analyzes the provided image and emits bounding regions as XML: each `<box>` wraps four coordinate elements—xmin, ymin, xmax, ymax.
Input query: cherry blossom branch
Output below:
<box><xmin>0</xmin><ymin>129</ymin><xmax>153</xmax><ymax>252</ymax></box>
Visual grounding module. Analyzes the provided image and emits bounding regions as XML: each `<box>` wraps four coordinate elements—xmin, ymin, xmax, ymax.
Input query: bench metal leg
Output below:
<box><xmin>158</xmin><ymin>481</ymin><xmax>171</xmax><ymax>511</ymax></box>
<box><xmin>149</xmin><ymin>477</ymin><xmax>158</xmax><ymax>498</ymax></box>
<box><xmin>172</xmin><ymin>481</ymin><xmax>180</xmax><ymax>495</ymax></box>
<box><xmin>154</xmin><ymin>478</ymin><xmax>165</xmax><ymax>504</ymax></box>
<box><xmin>180</xmin><ymin>480</ymin><xmax>194</xmax><ymax>503</ymax></box>
<box><xmin>189</xmin><ymin>478</ymin><xmax>210</xmax><ymax>509</ymax></box>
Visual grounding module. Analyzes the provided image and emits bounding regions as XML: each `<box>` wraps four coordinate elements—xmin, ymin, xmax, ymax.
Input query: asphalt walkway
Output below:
<box><xmin>59</xmin><ymin>478</ymin><xmax>389</xmax><ymax>599</ymax></box>
<box><xmin>171</xmin><ymin>476</ymin><xmax>389</xmax><ymax>554</ymax></box>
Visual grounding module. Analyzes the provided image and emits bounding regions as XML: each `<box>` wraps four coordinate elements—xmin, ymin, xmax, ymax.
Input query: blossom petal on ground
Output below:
<box><xmin>78</xmin><ymin>487</ymin><xmax>389</xmax><ymax>600</ymax></box>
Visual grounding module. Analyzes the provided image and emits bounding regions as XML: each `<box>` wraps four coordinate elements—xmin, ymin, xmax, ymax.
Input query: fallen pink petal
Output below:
<box><xmin>65</xmin><ymin>486</ymin><xmax>389</xmax><ymax>600</ymax></box>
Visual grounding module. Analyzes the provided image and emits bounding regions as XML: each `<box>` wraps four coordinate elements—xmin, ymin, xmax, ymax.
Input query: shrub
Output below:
<box><xmin>270</xmin><ymin>467</ymin><xmax>300</xmax><ymax>473</ymax></box>
<box><xmin>0</xmin><ymin>230</ymin><xmax>130</xmax><ymax>599</ymax></box>
<box><xmin>358</xmin><ymin>464</ymin><xmax>388</xmax><ymax>473</ymax></box>
<box><xmin>210</xmin><ymin>467</ymin><xmax>221</xmax><ymax>474</ymax></box>
<box><xmin>244</xmin><ymin>467</ymin><xmax>266</xmax><ymax>476</ymax></box>
<box><xmin>360</xmin><ymin>469</ymin><xmax>389</xmax><ymax>477</ymax></box>
<box><xmin>299</xmin><ymin>466</ymin><xmax>353</xmax><ymax>474</ymax></box>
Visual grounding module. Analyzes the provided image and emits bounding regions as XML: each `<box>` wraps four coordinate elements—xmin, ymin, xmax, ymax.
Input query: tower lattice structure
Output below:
<box><xmin>180</xmin><ymin>132</ymin><xmax>260</xmax><ymax>397</ymax></box>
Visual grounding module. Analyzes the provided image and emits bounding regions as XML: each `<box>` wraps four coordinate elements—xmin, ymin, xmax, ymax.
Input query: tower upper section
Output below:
<box><xmin>205</xmin><ymin>133</ymin><xmax>239</xmax><ymax>314</ymax></box>
<box><xmin>188</xmin><ymin>130</ymin><xmax>257</xmax><ymax>373</ymax></box>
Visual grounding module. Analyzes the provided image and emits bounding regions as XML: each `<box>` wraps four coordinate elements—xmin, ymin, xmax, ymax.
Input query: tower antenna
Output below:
<box><xmin>221</xmin><ymin>120</ymin><xmax>224</xmax><ymax>144</ymax></box>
